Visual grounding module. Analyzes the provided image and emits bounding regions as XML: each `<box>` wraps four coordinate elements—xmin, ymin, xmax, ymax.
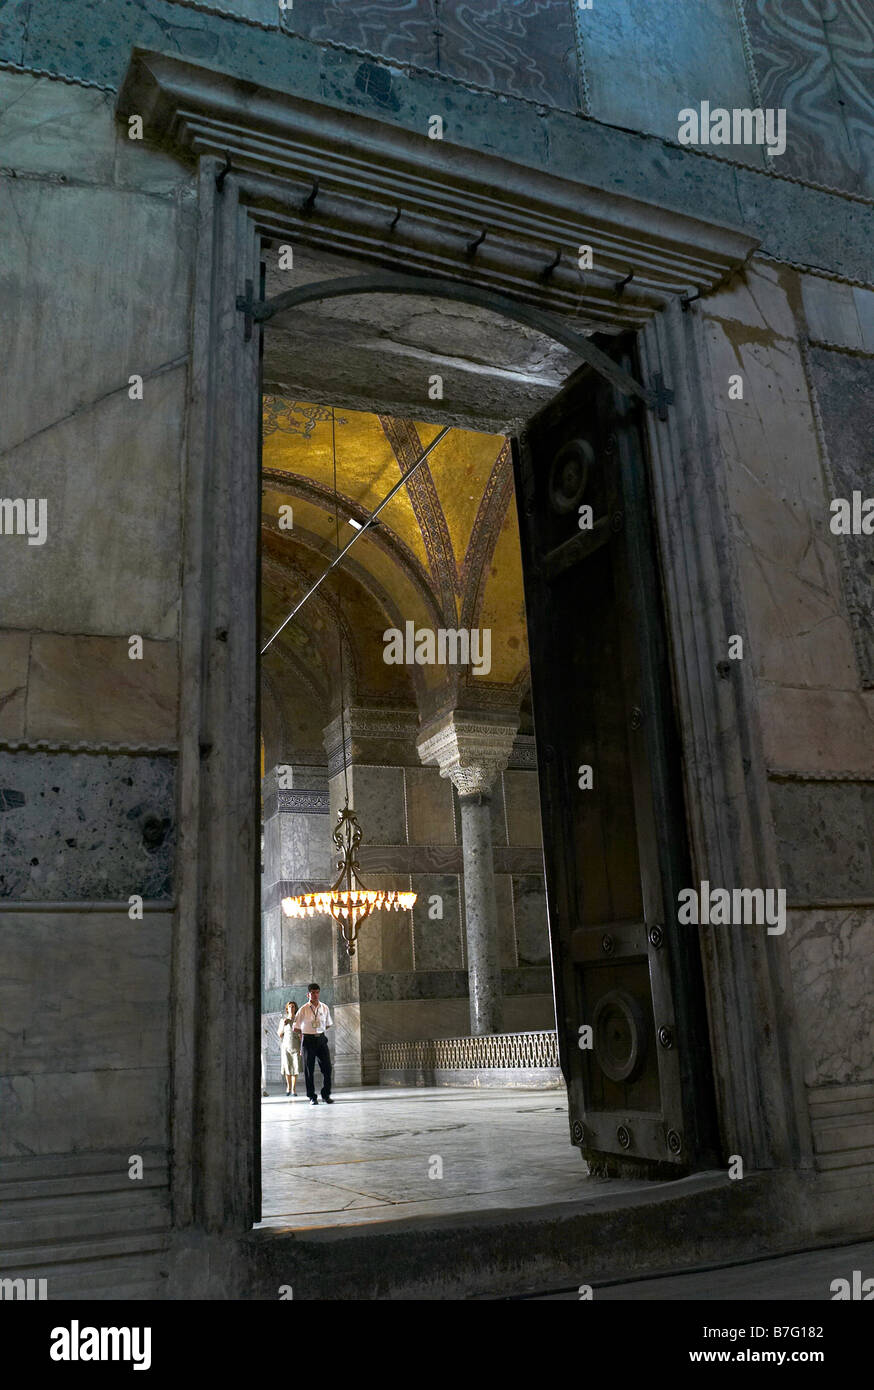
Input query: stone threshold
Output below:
<box><xmin>232</xmin><ymin>1168</ymin><xmax>872</xmax><ymax>1301</ymax></box>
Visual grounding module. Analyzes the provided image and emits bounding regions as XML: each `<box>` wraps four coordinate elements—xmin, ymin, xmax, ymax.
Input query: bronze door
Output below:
<box><xmin>513</xmin><ymin>340</ymin><xmax>718</xmax><ymax>1175</ymax></box>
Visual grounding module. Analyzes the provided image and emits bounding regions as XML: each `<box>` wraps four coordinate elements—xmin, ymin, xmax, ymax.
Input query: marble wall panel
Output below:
<box><xmin>494</xmin><ymin>872</ymin><xmax>516</xmax><ymax>968</ymax></box>
<box><xmin>1</xmin><ymin>166</ymin><xmax>190</xmax><ymax>444</ymax></box>
<box><xmin>0</xmin><ymin>631</ymin><xmax>28</xmax><ymax>739</ymax></box>
<box><xmin>741</xmin><ymin>0</ymin><xmax>874</xmax><ymax>195</ymax></box>
<box><xmin>351</xmin><ymin>874</ymin><xmax>412</xmax><ymax>974</ymax></box>
<box><xmin>788</xmin><ymin>908</ymin><xmax>874</xmax><ymax>1087</ymax></box>
<box><xmin>279</xmin><ymin>912</ymin><xmax>335</xmax><ymax>998</ymax></box>
<box><xmin>801</xmin><ymin>276</ymin><xmax>871</xmax><ymax>351</ymax></box>
<box><xmin>1</xmin><ymin>912</ymin><xmax>171</xmax><ymax>1074</ymax></box>
<box><xmin>0</xmin><ymin>1068</ymin><xmax>168</xmax><ymax>1157</ymax></box>
<box><xmin>0</xmin><ymin>69</ymin><xmax>191</xmax><ymax>197</ymax></box>
<box><xmin>0</xmin><ymin>69</ymin><xmax>116</xmax><ymax>181</ymax></box>
<box><xmin>513</xmin><ymin>874</ymin><xmax>551</xmax><ymax>966</ymax></box>
<box><xmin>411</xmin><ymin>872</ymin><xmax>463</xmax><ymax>971</ymax></box>
<box><xmin>758</xmin><ymin>686</ymin><xmax>874</xmax><ymax>778</ymax></box>
<box><xmin>581</xmin><ymin>0</ymin><xmax>758</xmax><ymax>161</ymax></box>
<box><xmin>277</xmin><ymin>808</ymin><xmax>331</xmax><ymax>879</ymax></box>
<box><xmin>310</xmin><ymin>919</ymin><xmax>335</xmax><ymax>994</ymax></box>
<box><xmin>771</xmin><ymin>780</ymin><xmax>874</xmax><ymax>903</ymax></box>
<box><xmin>332</xmin><ymin>1001</ymin><xmax>361</xmax><ymax>1087</ymax></box>
<box><xmin>23</xmin><ymin>635</ymin><xmax>178</xmax><ymax>745</ymax></box>
<box><xmin>503</xmin><ymin>769</ymin><xmax>543</xmax><ymax>846</ymax></box>
<box><xmin>169</xmin><ymin>0</ymin><xmax>280</xmax><ymax>24</ymax></box>
<box><xmin>335</xmin><ymin>766</ymin><xmax>407</xmax><ymax>845</ymax></box>
<box><xmin>702</xmin><ymin>264</ymin><xmax>860</xmax><ymax>697</ymax></box>
<box><xmin>283</xmin><ymin>0</ymin><xmax>579</xmax><ymax>110</ymax></box>
<box><xmin>2</xmin><ymin>356</ymin><xmax>186</xmax><ymax>640</ymax></box>
<box><xmin>0</xmin><ymin>751</ymin><xmax>175</xmax><ymax>900</ymax></box>
<box><xmin>331</xmin><ymin>966</ymin><xmax>550</xmax><ymax>1005</ymax></box>
<box><xmin>381</xmin><ymin>911</ymin><xmax>414</xmax><ymax>973</ymax></box>
<box><xmin>358</xmin><ymin>844</ymin><xmax>462</xmax><ymax>873</ymax></box>
<box><xmin>806</xmin><ymin>347</ymin><xmax>874</xmax><ymax>688</ymax></box>
<box><xmin>854</xmin><ymin>290</ymin><xmax>874</xmax><ymax>355</ymax></box>
<box><xmin>355</xmin><ymin>903</ymin><xmax>384</xmax><ymax>974</ymax></box>
<box><xmin>772</xmin><ymin>778</ymin><xmax>872</xmax><ymax>906</ymax></box>
<box><xmin>404</xmin><ymin>765</ymin><xmax>455</xmax><ymax>845</ymax></box>
<box><xmin>262</xmin><ymin>906</ymin><xmax>282</xmax><ymax>992</ymax></box>
<box><xmin>0</xmin><ymin>1</ymin><xmax>28</xmax><ymax>63</ymax></box>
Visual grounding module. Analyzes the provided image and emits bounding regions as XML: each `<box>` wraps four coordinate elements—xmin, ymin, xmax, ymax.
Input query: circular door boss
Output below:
<box><xmin>592</xmin><ymin>988</ymin><xmax>648</xmax><ymax>1083</ymax></box>
<box><xmin>548</xmin><ymin>438</ymin><xmax>594</xmax><ymax>514</ymax></box>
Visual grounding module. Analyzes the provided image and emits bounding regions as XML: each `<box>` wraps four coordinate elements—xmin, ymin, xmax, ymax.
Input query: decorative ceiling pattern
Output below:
<box><xmin>261</xmin><ymin>400</ymin><xmax>530</xmax><ymax>741</ymax></box>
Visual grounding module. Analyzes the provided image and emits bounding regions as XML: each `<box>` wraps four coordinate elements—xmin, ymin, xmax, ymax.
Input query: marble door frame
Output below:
<box><xmin>117</xmin><ymin>50</ymin><xmax>811</xmax><ymax>1233</ymax></box>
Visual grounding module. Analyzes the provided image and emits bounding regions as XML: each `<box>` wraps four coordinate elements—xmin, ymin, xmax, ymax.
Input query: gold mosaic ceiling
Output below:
<box><xmin>261</xmin><ymin>399</ymin><xmax>529</xmax><ymax>722</ymax></box>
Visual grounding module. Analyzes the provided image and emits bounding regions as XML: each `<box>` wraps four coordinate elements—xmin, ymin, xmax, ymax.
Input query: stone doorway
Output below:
<box><xmin>255</xmin><ymin>235</ymin><xmax>715</xmax><ymax>1217</ymax></box>
<box><xmin>116</xmin><ymin>51</ymin><xmax>802</xmax><ymax>1236</ymax></box>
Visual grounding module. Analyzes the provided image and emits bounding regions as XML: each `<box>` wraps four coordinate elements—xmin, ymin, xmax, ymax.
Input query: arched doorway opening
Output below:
<box><xmin>255</xmin><ymin>253</ymin><xmax>718</xmax><ymax>1231</ymax></box>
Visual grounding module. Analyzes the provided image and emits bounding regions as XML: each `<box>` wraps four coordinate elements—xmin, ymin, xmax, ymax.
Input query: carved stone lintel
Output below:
<box><xmin>416</xmin><ymin>713</ymin><xmax>519</xmax><ymax>797</ymax></box>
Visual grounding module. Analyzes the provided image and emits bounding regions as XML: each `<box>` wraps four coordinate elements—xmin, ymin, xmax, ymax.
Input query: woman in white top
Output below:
<box><xmin>277</xmin><ymin>1000</ymin><xmax>302</xmax><ymax>1096</ymax></box>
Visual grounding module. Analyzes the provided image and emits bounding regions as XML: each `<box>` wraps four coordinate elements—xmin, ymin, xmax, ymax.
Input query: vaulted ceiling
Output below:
<box><xmin>261</xmin><ymin>399</ymin><xmax>530</xmax><ymax>763</ymax></box>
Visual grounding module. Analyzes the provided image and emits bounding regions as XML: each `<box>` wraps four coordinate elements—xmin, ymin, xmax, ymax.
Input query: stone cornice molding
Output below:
<box><xmin>116</xmin><ymin>49</ymin><xmax>760</xmax><ymax>330</ymax></box>
<box><xmin>417</xmin><ymin>714</ymin><xmax>519</xmax><ymax>796</ymax></box>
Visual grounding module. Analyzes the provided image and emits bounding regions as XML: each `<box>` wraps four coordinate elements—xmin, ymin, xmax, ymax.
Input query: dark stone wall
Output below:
<box><xmin>0</xmin><ymin>750</ymin><xmax>176</xmax><ymax>900</ymax></box>
<box><xmin>742</xmin><ymin>0</ymin><xmax>874</xmax><ymax>197</ymax></box>
<box><xmin>2</xmin><ymin>0</ymin><xmax>873</xmax><ymax>266</ymax></box>
<box><xmin>807</xmin><ymin>347</ymin><xmax>874</xmax><ymax>689</ymax></box>
<box><xmin>772</xmin><ymin>779</ymin><xmax>874</xmax><ymax>904</ymax></box>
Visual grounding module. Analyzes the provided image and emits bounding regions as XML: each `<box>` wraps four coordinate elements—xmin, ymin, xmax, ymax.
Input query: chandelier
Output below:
<box><xmin>282</xmin><ymin>801</ymin><xmax>416</xmax><ymax>957</ymax></box>
<box><xmin>278</xmin><ymin>408</ymin><xmax>416</xmax><ymax>956</ymax></box>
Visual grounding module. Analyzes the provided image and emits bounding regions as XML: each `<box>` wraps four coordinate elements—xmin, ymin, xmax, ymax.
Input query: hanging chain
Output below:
<box><xmin>332</xmin><ymin>407</ymin><xmax>351</xmax><ymax>808</ymax></box>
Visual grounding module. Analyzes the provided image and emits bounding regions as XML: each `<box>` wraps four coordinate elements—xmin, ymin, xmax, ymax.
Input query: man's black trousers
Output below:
<box><xmin>302</xmin><ymin>1034</ymin><xmax>332</xmax><ymax>1100</ymax></box>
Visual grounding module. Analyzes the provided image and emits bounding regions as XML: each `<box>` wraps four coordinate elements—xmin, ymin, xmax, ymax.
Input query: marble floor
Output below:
<box><xmin>258</xmin><ymin>1083</ymin><xmax>607</xmax><ymax>1229</ymax></box>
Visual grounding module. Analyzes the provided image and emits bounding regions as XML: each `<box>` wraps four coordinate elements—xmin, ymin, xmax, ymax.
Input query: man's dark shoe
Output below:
<box><xmin>310</xmin><ymin>1097</ymin><xmax>319</xmax><ymax>1105</ymax></box>
<box><xmin>322</xmin><ymin>1096</ymin><xmax>334</xmax><ymax>1104</ymax></box>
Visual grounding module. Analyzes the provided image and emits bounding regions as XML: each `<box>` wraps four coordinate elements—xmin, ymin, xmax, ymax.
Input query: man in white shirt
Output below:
<box><xmin>293</xmin><ymin>982</ymin><xmax>334</xmax><ymax>1104</ymax></box>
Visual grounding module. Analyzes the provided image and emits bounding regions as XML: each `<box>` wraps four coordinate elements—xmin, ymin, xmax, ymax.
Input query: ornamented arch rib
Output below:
<box><xmin>378</xmin><ymin>415</ymin><xmax>459</xmax><ymax>625</ymax></box>
<box><xmin>459</xmin><ymin>439</ymin><xmax>515</xmax><ymax>631</ymax></box>
<box><xmin>261</xmin><ymin>467</ymin><xmax>443</xmax><ymax>629</ymax></box>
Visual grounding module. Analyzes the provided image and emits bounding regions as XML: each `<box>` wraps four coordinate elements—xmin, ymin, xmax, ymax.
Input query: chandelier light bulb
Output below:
<box><xmin>280</xmin><ymin>802</ymin><xmax>416</xmax><ymax>955</ymax></box>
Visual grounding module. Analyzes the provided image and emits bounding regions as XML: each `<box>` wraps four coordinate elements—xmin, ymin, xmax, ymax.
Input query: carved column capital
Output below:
<box><xmin>416</xmin><ymin>713</ymin><xmax>519</xmax><ymax>797</ymax></box>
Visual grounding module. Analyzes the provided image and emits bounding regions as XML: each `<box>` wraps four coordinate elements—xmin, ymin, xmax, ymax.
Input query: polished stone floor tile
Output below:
<box><xmin>259</xmin><ymin>1084</ymin><xmax>593</xmax><ymax>1228</ymax></box>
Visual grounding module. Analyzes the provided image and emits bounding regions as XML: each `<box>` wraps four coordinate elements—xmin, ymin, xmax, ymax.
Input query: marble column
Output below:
<box><xmin>417</xmin><ymin>714</ymin><xmax>518</xmax><ymax>1036</ymax></box>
